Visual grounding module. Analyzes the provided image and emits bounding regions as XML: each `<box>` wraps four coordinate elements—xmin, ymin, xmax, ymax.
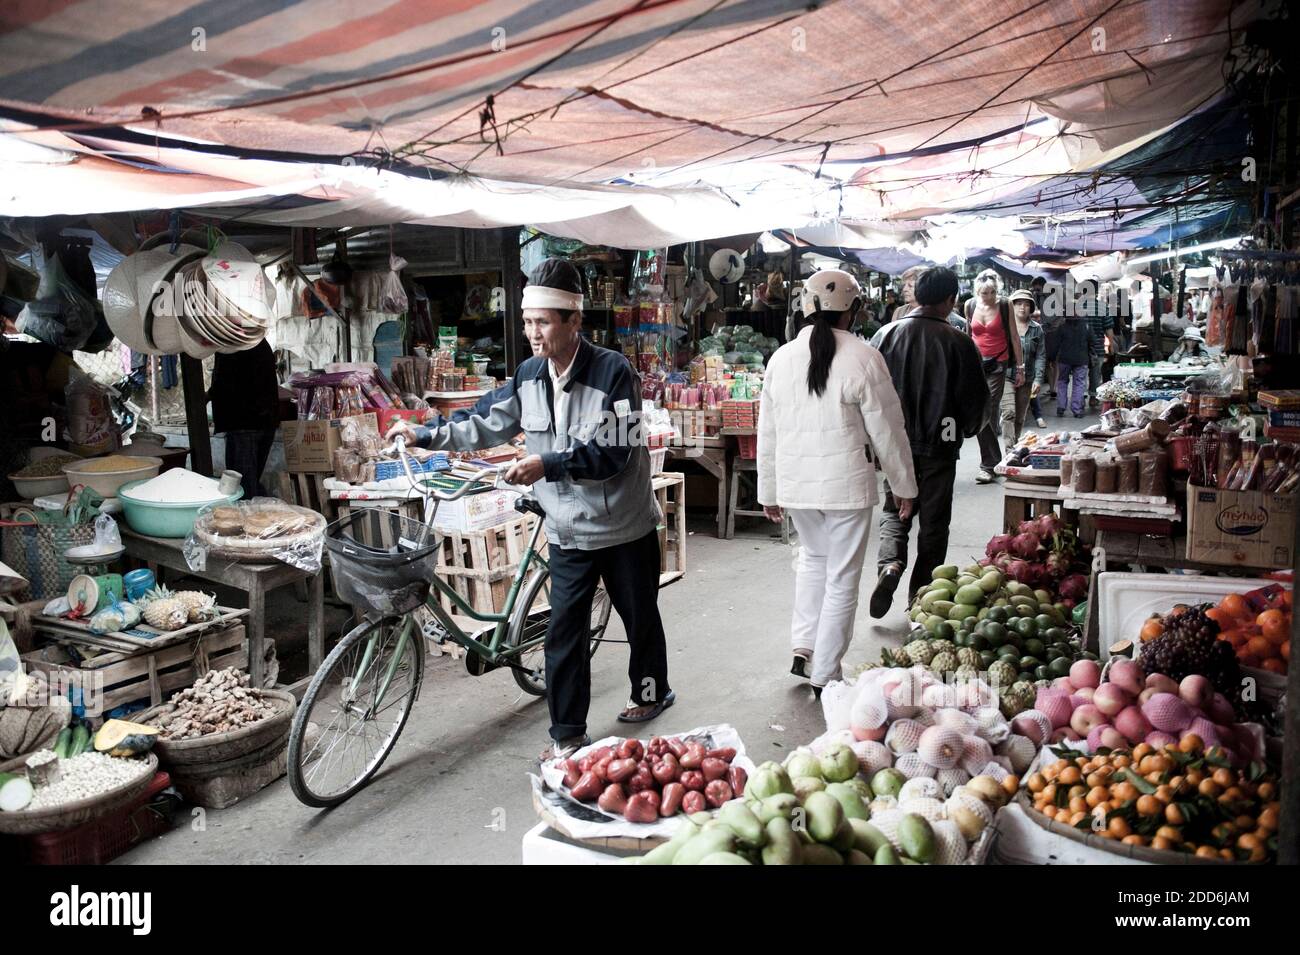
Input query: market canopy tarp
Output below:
<box><xmin>0</xmin><ymin>0</ymin><xmax>1268</xmax><ymax>246</ymax></box>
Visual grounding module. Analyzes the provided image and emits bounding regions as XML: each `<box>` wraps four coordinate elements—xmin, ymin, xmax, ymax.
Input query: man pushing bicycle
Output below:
<box><xmin>387</xmin><ymin>258</ymin><xmax>675</xmax><ymax>760</ymax></box>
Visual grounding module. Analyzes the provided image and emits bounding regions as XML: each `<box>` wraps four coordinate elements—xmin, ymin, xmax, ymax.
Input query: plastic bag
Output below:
<box><xmin>89</xmin><ymin>595</ymin><xmax>143</xmax><ymax>634</ymax></box>
<box><xmin>184</xmin><ymin>498</ymin><xmax>324</xmax><ymax>573</ymax></box>
<box><xmin>15</xmin><ymin>253</ymin><xmax>98</xmax><ymax>351</ymax></box>
<box><xmin>64</xmin><ymin>373</ymin><xmax>120</xmax><ymax>454</ymax></box>
<box><xmin>379</xmin><ymin>255</ymin><xmax>409</xmax><ymax>313</ymax></box>
<box><xmin>94</xmin><ymin>513</ymin><xmax>122</xmax><ymax>552</ymax></box>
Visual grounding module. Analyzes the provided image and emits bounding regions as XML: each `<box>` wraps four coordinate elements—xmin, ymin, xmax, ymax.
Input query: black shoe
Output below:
<box><xmin>791</xmin><ymin>653</ymin><xmax>811</xmax><ymax>679</ymax></box>
<box><xmin>870</xmin><ymin>564</ymin><xmax>903</xmax><ymax>619</ymax></box>
<box><xmin>1056</xmin><ymin>408</ymin><xmax>1066</xmax><ymax>417</ymax></box>
<box><xmin>1073</xmin><ymin>411</ymin><xmax>1084</xmax><ymax>418</ymax></box>
<box><xmin>811</xmin><ymin>685</ymin><xmax>824</xmax><ymax>701</ymax></box>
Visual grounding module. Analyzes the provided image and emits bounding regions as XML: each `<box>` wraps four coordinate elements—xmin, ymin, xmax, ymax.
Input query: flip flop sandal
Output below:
<box><xmin>617</xmin><ymin>689</ymin><xmax>677</xmax><ymax>723</ymax></box>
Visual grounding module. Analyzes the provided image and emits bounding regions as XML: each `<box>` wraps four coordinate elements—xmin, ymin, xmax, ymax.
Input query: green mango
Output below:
<box><xmin>948</xmin><ymin>603</ymin><xmax>980</xmax><ymax>622</ymax></box>
<box><xmin>994</xmin><ymin>597</ymin><xmax>1010</xmax><ymax>608</ymax></box>
<box><xmin>932</xmin><ymin>565</ymin><xmax>959</xmax><ymax>580</ymax></box>
<box><xmin>718</xmin><ymin>801</ymin><xmax>766</xmax><ymax>848</ymax></box>
<box><xmin>924</xmin><ymin>614</ymin><xmax>947</xmax><ymax>634</ymax></box>
<box><xmin>962</xmin><ymin>615</ymin><xmax>979</xmax><ymax>632</ymax></box>
<box><xmin>824</xmin><ymin>782</ymin><xmax>870</xmax><ymax>822</ymax></box>
<box><xmin>849</xmin><ymin>818</ymin><xmax>890</xmax><ymax>855</ymax></box>
<box><xmin>931</xmin><ymin>600</ymin><xmax>957</xmax><ymax>618</ymax></box>
<box><xmin>977</xmin><ymin>607</ymin><xmax>990</xmax><ymax>621</ymax></box>
<box><xmin>803</xmin><ymin>791</ymin><xmax>846</xmax><ymax>844</ymax></box>
<box><xmin>844</xmin><ymin>849</ymin><xmax>873</xmax><ymax>865</ymax></box>
<box><xmin>829</xmin><ymin>817</ymin><xmax>856</xmax><ymax>852</ymax></box>
<box><xmin>1006</xmin><ymin>581</ymin><xmax>1035</xmax><ymax>597</ymax></box>
<box><xmin>928</xmin><ymin>578</ymin><xmax>959</xmax><ymax>596</ymax></box>
<box><xmin>672</xmin><ymin>828</ymin><xmax>736</xmax><ymax>865</ymax></box>
<box><xmin>761</xmin><ymin>817</ymin><xmax>803</xmax><ymax>865</ymax></box>
<box><xmin>910</xmin><ymin>607</ymin><xmax>928</xmax><ymax>623</ymax></box>
<box><xmin>932</xmin><ymin>621</ymin><xmax>955</xmax><ymax>641</ymax></box>
<box><xmin>745</xmin><ymin>763</ymin><xmax>794</xmax><ymax>801</ymax></box>
<box><xmin>897</xmin><ymin>814</ymin><xmax>936</xmax><ymax>864</ymax></box>
<box><xmin>870</xmin><ymin>768</ymin><xmax>906</xmax><ymax>798</ymax></box>
<box><xmin>755</xmin><ymin>792</ymin><xmax>799</xmax><ymax>824</ymax></box>
<box><xmin>953</xmin><ymin>584</ymin><xmax>986</xmax><ymax>607</ymax></box>
<box><xmin>1034</xmin><ymin>589</ymin><xmax>1054</xmax><ymax>604</ymax></box>
<box><xmin>802</xmin><ymin>844</ymin><xmax>844</xmax><ymax>865</ymax></box>
<box><xmin>699</xmin><ymin>852</ymin><xmax>752</xmax><ymax>864</ymax></box>
<box><xmin>874</xmin><ymin>844</ymin><xmax>901</xmax><ymax>865</ymax></box>
<box><xmin>1010</xmin><ymin>594</ymin><xmax>1037</xmax><ymax>609</ymax></box>
<box><xmin>1015</xmin><ymin>604</ymin><xmax>1035</xmax><ymax>618</ymax></box>
<box><xmin>641</xmin><ymin>828</ymin><xmax>695</xmax><ymax>864</ymax></box>
<box><xmin>956</xmin><ymin>574</ymin><xmax>979</xmax><ymax>589</ymax></box>
<box><xmin>979</xmin><ymin>570</ymin><xmax>1003</xmax><ymax>593</ymax></box>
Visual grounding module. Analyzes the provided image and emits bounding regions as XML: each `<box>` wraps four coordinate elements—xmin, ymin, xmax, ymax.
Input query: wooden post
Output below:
<box><xmin>180</xmin><ymin>354</ymin><xmax>213</xmax><ymax>477</ymax></box>
<box><xmin>501</xmin><ymin>227</ymin><xmax>525</xmax><ymax>374</ymax></box>
<box><xmin>1278</xmin><ymin>505</ymin><xmax>1300</xmax><ymax>864</ymax></box>
<box><xmin>1149</xmin><ymin>263</ymin><xmax>1163</xmax><ymax>361</ymax></box>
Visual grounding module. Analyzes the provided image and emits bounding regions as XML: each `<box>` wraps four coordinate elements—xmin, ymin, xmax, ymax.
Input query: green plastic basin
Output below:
<box><xmin>117</xmin><ymin>480</ymin><xmax>243</xmax><ymax>538</ymax></box>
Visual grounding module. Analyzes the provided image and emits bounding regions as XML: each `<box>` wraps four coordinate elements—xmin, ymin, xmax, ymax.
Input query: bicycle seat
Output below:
<box><xmin>514</xmin><ymin>497</ymin><xmax>545</xmax><ymax>518</ymax></box>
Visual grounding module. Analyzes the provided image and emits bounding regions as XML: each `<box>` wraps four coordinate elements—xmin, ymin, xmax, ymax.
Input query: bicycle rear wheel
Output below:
<box><xmin>287</xmin><ymin>614</ymin><xmax>424</xmax><ymax>807</ymax></box>
<box><xmin>505</xmin><ymin>569</ymin><xmax>611</xmax><ymax>697</ymax></box>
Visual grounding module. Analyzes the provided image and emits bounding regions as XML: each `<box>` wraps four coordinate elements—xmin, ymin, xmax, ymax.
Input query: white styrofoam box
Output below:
<box><xmin>521</xmin><ymin>823</ymin><xmax>629</xmax><ymax>865</ymax></box>
<box><xmin>1096</xmin><ymin>571</ymin><xmax>1279</xmax><ymax>661</ymax></box>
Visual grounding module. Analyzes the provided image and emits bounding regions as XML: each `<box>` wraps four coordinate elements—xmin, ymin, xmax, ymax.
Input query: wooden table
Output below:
<box><xmin>1001</xmin><ymin>479</ymin><xmax>1070</xmax><ymax>534</ymax></box>
<box><xmin>120</xmin><ymin>528</ymin><xmax>324</xmax><ymax>694</ymax></box>
<box><xmin>666</xmin><ymin>445</ymin><xmax>728</xmax><ymax>538</ymax></box>
<box><xmin>652</xmin><ymin>473</ymin><xmax>686</xmax><ymax>586</ymax></box>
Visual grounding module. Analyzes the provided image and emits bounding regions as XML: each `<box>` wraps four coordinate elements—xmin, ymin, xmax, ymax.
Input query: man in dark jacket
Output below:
<box><xmin>1054</xmin><ymin>314</ymin><xmax>1094</xmax><ymax>418</ymax></box>
<box><xmin>387</xmin><ymin>258</ymin><xmax>672</xmax><ymax>760</ymax></box>
<box><xmin>210</xmin><ymin>340</ymin><xmax>280</xmax><ymax>500</ymax></box>
<box><xmin>867</xmin><ymin>267</ymin><xmax>989</xmax><ymax>613</ymax></box>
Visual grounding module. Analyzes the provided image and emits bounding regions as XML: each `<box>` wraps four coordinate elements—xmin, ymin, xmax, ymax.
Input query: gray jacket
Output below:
<box><xmin>411</xmin><ymin>338</ymin><xmax>659</xmax><ymax>551</ymax></box>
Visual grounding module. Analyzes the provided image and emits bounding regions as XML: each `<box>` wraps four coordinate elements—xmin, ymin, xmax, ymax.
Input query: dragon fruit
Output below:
<box><xmin>1058</xmin><ymin>573</ymin><xmax>1089</xmax><ymax>602</ymax></box>
<box><xmin>1033</xmin><ymin>512</ymin><xmax>1062</xmax><ymax>539</ymax></box>
<box><xmin>1005</xmin><ymin>559</ymin><xmax>1035</xmax><ymax>585</ymax></box>
<box><xmin>986</xmin><ymin>534</ymin><xmax>1014</xmax><ymax>559</ymax></box>
<box><xmin>1010</xmin><ymin>531</ymin><xmax>1042</xmax><ymax>559</ymax></box>
<box><xmin>1044</xmin><ymin>550</ymin><xmax>1071</xmax><ymax>579</ymax></box>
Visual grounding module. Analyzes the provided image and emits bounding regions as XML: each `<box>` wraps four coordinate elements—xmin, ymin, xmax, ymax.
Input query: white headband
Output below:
<box><xmin>522</xmin><ymin>286</ymin><xmax>584</xmax><ymax>311</ymax></box>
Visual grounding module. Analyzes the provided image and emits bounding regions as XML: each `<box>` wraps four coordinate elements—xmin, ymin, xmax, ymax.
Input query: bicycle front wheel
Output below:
<box><xmin>287</xmin><ymin>614</ymin><xmax>424</xmax><ymax>808</ymax></box>
<box><xmin>505</xmin><ymin>569</ymin><xmax>612</xmax><ymax>697</ymax></box>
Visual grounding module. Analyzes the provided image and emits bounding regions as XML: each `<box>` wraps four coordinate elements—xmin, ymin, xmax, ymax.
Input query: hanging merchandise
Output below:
<box><xmin>64</xmin><ymin>373</ymin><xmax>120</xmax><ymax>456</ymax></box>
<box><xmin>1275</xmin><ymin>284</ymin><xmax>1296</xmax><ymax>356</ymax></box>
<box><xmin>15</xmin><ymin>253</ymin><xmax>98</xmax><ymax>352</ymax></box>
<box><xmin>379</xmin><ymin>254</ymin><xmax>409</xmax><ymax>313</ymax></box>
<box><xmin>1226</xmin><ymin>283</ymin><xmax>1249</xmax><ymax>355</ymax></box>
<box><xmin>303</xmin><ymin>279</ymin><xmax>342</xmax><ymax>319</ymax></box>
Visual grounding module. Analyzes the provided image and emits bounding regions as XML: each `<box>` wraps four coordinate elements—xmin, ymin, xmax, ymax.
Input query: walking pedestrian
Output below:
<box><xmin>757</xmin><ymin>270</ymin><xmax>916</xmax><ymax>693</ymax></box>
<box><xmin>965</xmin><ymin>273</ymin><xmax>1024</xmax><ymax>483</ymax></box>
<box><xmin>387</xmin><ymin>257</ymin><xmax>672</xmax><ymax>760</ymax></box>
<box><xmin>1001</xmin><ymin>290</ymin><xmax>1046</xmax><ymax>443</ymax></box>
<box><xmin>868</xmin><ymin>267</ymin><xmax>988</xmax><ymax>612</ymax></box>
<box><xmin>1054</xmin><ymin>312</ymin><xmax>1094</xmax><ymax>418</ymax></box>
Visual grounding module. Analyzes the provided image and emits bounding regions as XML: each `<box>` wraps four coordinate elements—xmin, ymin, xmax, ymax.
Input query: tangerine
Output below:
<box><xmin>1220</xmin><ymin>594</ymin><xmax>1250</xmax><ymax>620</ymax></box>
<box><xmin>1261</xmin><ymin>658</ymin><xmax>1286</xmax><ymax>674</ymax></box>
<box><xmin>1257</xmin><ymin>609</ymin><xmax>1288</xmax><ymax>643</ymax></box>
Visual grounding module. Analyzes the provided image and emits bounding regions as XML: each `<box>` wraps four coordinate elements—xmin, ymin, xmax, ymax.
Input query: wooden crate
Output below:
<box><xmin>653</xmin><ymin>473</ymin><xmax>686</xmax><ymax>586</ymax></box>
<box><xmin>432</xmin><ymin>515</ymin><xmax>545</xmax><ymax>618</ymax></box>
<box><xmin>21</xmin><ymin>624</ymin><xmax>248</xmax><ymax>725</ymax></box>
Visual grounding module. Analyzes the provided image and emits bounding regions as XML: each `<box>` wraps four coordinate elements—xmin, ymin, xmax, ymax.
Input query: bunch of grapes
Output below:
<box><xmin>1140</xmin><ymin>604</ymin><xmax>1240</xmax><ymax>694</ymax></box>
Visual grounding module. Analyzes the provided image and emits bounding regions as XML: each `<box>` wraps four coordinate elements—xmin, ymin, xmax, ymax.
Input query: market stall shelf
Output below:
<box><xmin>22</xmin><ymin>624</ymin><xmax>249</xmax><ymax>723</ymax></box>
<box><xmin>653</xmin><ymin>472</ymin><xmax>686</xmax><ymax>585</ymax></box>
<box><xmin>30</xmin><ymin>604</ymin><xmax>248</xmax><ymax>652</ymax></box>
<box><xmin>666</xmin><ymin>445</ymin><xmax>728</xmax><ymax>538</ymax></box>
<box><xmin>120</xmin><ymin>527</ymin><xmax>323</xmax><ymax>694</ymax></box>
<box><xmin>1001</xmin><ymin>479</ymin><xmax>1073</xmax><ymax>535</ymax></box>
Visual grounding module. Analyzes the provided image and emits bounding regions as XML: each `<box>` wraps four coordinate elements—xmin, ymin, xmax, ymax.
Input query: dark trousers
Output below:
<box><xmin>976</xmin><ymin>366</ymin><xmax>1005</xmax><ymax>469</ymax></box>
<box><xmin>223</xmin><ymin>429</ymin><xmax>275</xmax><ymax>500</ymax></box>
<box><xmin>878</xmin><ymin>455</ymin><xmax>959</xmax><ymax>601</ymax></box>
<box><xmin>545</xmin><ymin>530</ymin><xmax>670</xmax><ymax>741</ymax></box>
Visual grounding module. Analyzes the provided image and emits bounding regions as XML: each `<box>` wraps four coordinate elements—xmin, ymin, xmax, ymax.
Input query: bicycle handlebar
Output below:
<box><xmin>387</xmin><ymin>436</ymin><xmax>504</xmax><ymax>501</ymax></box>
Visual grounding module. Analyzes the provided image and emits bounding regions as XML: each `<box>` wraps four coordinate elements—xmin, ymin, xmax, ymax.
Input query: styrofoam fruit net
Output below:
<box><xmin>850</xmin><ymin>689</ymin><xmax>888</xmax><ymax>731</ymax></box>
<box><xmin>921</xmin><ymin>682</ymin><xmax>960</xmax><ymax>709</ymax></box>
<box><xmin>918</xmin><ymin>725</ymin><xmax>964</xmax><ymax>770</ymax></box>
<box><xmin>935</xmin><ymin>766</ymin><xmax>971</xmax><ymax>798</ymax></box>
<box><xmin>869</xmin><ymin>795</ymin><xmax>899</xmax><ymax>816</ymax></box>
<box><xmin>975</xmin><ymin>706</ymin><xmax>1012</xmax><ymax>743</ymax></box>
<box><xmin>935</xmin><ymin>708</ymin><xmax>979</xmax><ymax>735</ymax></box>
<box><xmin>869</xmin><ymin>808</ymin><xmax>907</xmax><ymax>852</ymax></box>
<box><xmin>931</xmin><ymin>819</ymin><xmax>969</xmax><ymax>865</ymax></box>
<box><xmin>959</xmin><ymin>735</ymin><xmax>994</xmax><ymax>776</ymax></box>
<box><xmin>899</xmin><ymin>795</ymin><xmax>946</xmax><ymax>822</ymax></box>
<box><xmin>851</xmin><ymin>739</ymin><xmax>893</xmax><ymax>776</ymax></box>
<box><xmin>979</xmin><ymin>759</ymin><xmax>1013</xmax><ymax>783</ymax></box>
<box><xmin>947</xmin><ymin>790</ymin><xmax>995</xmax><ymax>827</ymax></box>
<box><xmin>996</xmin><ymin>734</ymin><xmax>1037</xmax><ymax>775</ymax></box>
<box><xmin>885</xmin><ymin>718</ymin><xmax>925</xmax><ymax>755</ymax></box>
<box><xmin>895</xmin><ymin>751</ymin><xmax>937</xmax><ymax>780</ymax></box>
<box><xmin>899</xmin><ymin>777</ymin><xmax>942</xmax><ymax>802</ymax></box>
<box><xmin>913</xmin><ymin>708</ymin><xmax>938</xmax><ymax>727</ymax></box>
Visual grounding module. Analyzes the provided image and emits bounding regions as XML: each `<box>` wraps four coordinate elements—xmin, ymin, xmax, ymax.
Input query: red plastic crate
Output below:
<box><xmin>2</xmin><ymin>772</ymin><xmax>172</xmax><ymax>865</ymax></box>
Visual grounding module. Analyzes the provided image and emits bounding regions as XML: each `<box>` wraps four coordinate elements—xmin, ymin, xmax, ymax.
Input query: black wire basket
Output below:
<box><xmin>325</xmin><ymin>509</ymin><xmax>439</xmax><ymax>615</ymax></box>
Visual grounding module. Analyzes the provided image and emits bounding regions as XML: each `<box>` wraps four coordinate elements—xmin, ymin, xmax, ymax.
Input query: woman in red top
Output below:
<box><xmin>964</xmin><ymin>273</ymin><xmax>1024</xmax><ymax>483</ymax></box>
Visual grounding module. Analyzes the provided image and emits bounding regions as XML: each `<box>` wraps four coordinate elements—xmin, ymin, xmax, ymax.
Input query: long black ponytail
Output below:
<box><xmin>806</xmin><ymin>313</ymin><xmax>838</xmax><ymax>397</ymax></box>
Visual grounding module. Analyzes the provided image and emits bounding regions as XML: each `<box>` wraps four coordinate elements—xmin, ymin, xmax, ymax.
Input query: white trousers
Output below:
<box><xmin>787</xmin><ymin>507</ymin><xmax>874</xmax><ymax>687</ymax></box>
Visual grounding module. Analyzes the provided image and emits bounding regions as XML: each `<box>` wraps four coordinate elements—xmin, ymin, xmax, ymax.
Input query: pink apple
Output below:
<box><xmin>1092</xmin><ymin>683</ymin><xmax>1131</xmax><ymax>718</ymax></box>
<box><xmin>1052</xmin><ymin>676</ymin><xmax>1076</xmax><ymax>692</ymax></box>
<box><xmin>1069</xmin><ymin>659</ymin><xmax>1101</xmax><ymax>689</ymax></box>
<box><xmin>1070</xmin><ymin>703</ymin><xmax>1106</xmax><ymax>737</ymax></box>
<box><xmin>1144</xmin><ymin>673</ymin><xmax>1179</xmax><ymax>695</ymax></box>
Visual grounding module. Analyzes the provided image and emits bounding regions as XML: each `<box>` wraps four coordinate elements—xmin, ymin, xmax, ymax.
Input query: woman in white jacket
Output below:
<box><xmin>758</xmin><ymin>270</ymin><xmax>918</xmax><ymax>694</ymax></box>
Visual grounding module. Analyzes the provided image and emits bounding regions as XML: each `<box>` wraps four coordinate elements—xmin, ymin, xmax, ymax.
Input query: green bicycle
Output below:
<box><xmin>286</xmin><ymin>442</ymin><xmax>611</xmax><ymax>808</ymax></box>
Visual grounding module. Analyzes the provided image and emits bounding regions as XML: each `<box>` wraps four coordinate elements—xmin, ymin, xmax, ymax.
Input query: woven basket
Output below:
<box><xmin>135</xmin><ymin>689</ymin><xmax>295</xmax><ymax>766</ymax></box>
<box><xmin>191</xmin><ymin>505</ymin><xmax>326</xmax><ymax>564</ymax></box>
<box><xmin>0</xmin><ymin>753</ymin><xmax>158</xmax><ymax>835</ymax></box>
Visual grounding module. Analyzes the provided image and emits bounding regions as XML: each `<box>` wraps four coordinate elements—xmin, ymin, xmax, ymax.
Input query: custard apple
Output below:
<box><xmin>904</xmin><ymin>640</ymin><xmax>936</xmax><ymax>666</ymax></box>
<box><xmin>956</xmin><ymin>647</ymin><xmax>981</xmax><ymax>669</ymax></box>
<box><xmin>954</xmin><ymin>664</ymin><xmax>979</xmax><ymax>684</ymax></box>
<box><xmin>987</xmin><ymin>660</ymin><xmax>1017</xmax><ymax>688</ymax></box>
<box><xmin>998</xmin><ymin>681</ymin><xmax>1037</xmax><ymax>718</ymax></box>
<box><xmin>929</xmin><ymin>651</ymin><xmax>958</xmax><ymax>675</ymax></box>
<box><xmin>930</xmin><ymin>639</ymin><xmax>957</xmax><ymax>657</ymax></box>
<box><xmin>885</xmin><ymin>645</ymin><xmax>912</xmax><ymax>667</ymax></box>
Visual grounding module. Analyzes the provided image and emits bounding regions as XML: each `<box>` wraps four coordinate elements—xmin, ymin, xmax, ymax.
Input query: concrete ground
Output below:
<box><xmin>121</xmin><ymin>408</ymin><xmax>1099</xmax><ymax>865</ymax></box>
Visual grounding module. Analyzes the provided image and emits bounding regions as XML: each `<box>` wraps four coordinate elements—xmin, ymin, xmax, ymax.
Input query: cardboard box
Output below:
<box><xmin>1185</xmin><ymin>486</ymin><xmax>1296</xmax><ymax>569</ymax></box>
<box><xmin>282</xmin><ymin>413</ymin><xmax>377</xmax><ymax>472</ymax></box>
<box><xmin>432</xmin><ymin>487</ymin><xmax>519</xmax><ymax>533</ymax></box>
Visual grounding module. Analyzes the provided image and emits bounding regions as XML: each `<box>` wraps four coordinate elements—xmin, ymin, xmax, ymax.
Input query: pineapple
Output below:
<box><xmin>139</xmin><ymin>585</ymin><xmax>188</xmax><ymax>631</ymax></box>
<box><xmin>174</xmin><ymin>590</ymin><xmax>218</xmax><ymax>623</ymax></box>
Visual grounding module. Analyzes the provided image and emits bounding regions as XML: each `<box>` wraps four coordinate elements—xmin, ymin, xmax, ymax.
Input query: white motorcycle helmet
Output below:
<box><xmin>801</xmin><ymin>269</ymin><xmax>862</xmax><ymax>316</ymax></box>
